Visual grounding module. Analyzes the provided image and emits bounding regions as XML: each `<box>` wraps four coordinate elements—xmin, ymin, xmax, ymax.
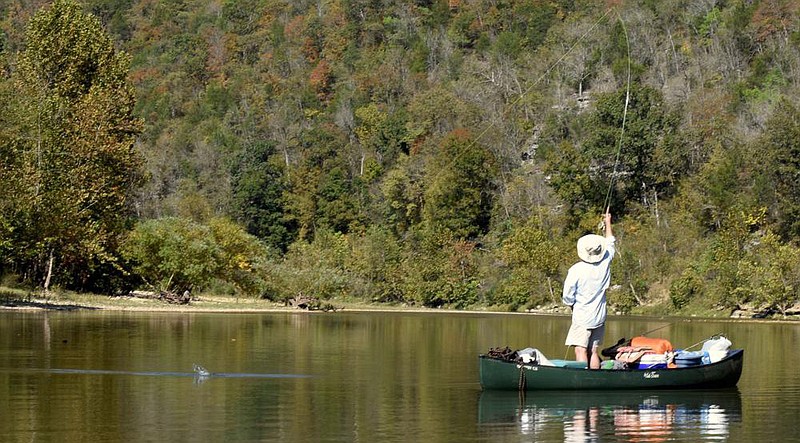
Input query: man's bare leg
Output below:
<box><xmin>589</xmin><ymin>346</ymin><xmax>601</xmax><ymax>369</ymax></box>
<box><xmin>574</xmin><ymin>346</ymin><xmax>588</xmax><ymax>364</ymax></box>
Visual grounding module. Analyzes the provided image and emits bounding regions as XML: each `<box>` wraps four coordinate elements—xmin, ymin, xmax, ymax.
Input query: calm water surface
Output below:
<box><xmin>0</xmin><ymin>310</ymin><xmax>798</xmax><ymax>442</ymax></box>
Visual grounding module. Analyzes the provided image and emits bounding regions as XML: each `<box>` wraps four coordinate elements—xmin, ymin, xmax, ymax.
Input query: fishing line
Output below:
<box><xmin>638</xmin><ymin>321</ymin><xmax>673</xmax><ymax>337</ymax></box>
<box><xmin>601</xmin><ymin>11</ymin><xmax>632</xmax><ymax>216</ymax></box>
<box><xmin>682</xmin><ymin>333</ymin><xmax>725</xmax><ymax>352</ymax></box>
<box><xmin>561</xmin><ymin>11</ymin><xmax>632</xmax><ymax>363</ymax></box>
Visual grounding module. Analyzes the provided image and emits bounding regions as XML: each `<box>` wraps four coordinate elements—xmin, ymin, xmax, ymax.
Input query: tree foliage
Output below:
<box><xmin>231</xmin><ymin>140</ymin><xmax>294</xmax><ymax>252</ymax></box>
<box><xmin>545</xmin><ymin>84</ymin><xmax>679</xmax><ymax>220</ymax></box>
<box><xmin>121</xmin><ymin>217</ymin><xmax>268</xmax><ymax>296</ymax></box>
<box><xmin>494</xmin><ymin>219</ymin><xmax>562</xmax><ymax>309</ymax></box>
<box><xmin>755</xmin><ymin>99</ymin><xmax>800</xmax><ymax>240</ymax></box>
<box><xmin>423</xmin><ymin>129</ymin><xmax>497</xmax><ymax>239</ymax></box>
<box><xmin>0</xmin><ymin>0</ymin><xmax>143</xmax><ymax>291</ymax></box>
<box><xmin>2</xmin><ymin>0</ymin><xmax>800</xmax><ymax>315</ymax></box>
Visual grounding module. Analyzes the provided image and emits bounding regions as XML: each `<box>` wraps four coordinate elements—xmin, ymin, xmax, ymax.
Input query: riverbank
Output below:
<box><xmin>0</xmin><ymin>288</ymin><xmax>487</xmax><ymax>314</ymax></box>
<box><xmin>0</xmin><ymin>292</ymin><xmax>562</xmax><ymax>316</ymax></box>
<box><xmin>2</xmin><ymin>287</ymin><xmax>799</xmax><ymax>321</ymax></box>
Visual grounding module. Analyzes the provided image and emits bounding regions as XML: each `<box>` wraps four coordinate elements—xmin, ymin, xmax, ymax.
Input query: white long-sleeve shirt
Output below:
<box><xmin>562</xmin><ymin>236</ymin><xmax>616</xmax><ymax>329</ymax></box>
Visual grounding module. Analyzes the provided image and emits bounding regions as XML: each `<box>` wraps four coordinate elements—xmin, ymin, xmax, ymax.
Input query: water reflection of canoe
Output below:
<box><xmin>479</xmin><ymin>349</ymin><xmax>743</xmax><ymax>391</ymax></box>
<box><xmin>478</xmin><ymin>389</ymin><xmax>743</xmax><ymax>421</ymax></box>
<box><xmin>477</xmin><ymin>388</ymin><xmax>743</xmax><ymax>438</ymax></box>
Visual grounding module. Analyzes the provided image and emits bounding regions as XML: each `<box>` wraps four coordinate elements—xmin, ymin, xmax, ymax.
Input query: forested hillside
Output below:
<box><xmin>1</xmin><ymin>0</ymin><xmax>799</xmax><ymax>316</ymax></box>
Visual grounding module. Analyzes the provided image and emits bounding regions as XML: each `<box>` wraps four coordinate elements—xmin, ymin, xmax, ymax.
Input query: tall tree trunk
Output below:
<box><xmin>43</xmin><ymin>249</ymin><xmax>54</xmax><ymax>296</ymax></box>
<box><xmin>653</xmin><ymin>189</ymin><xmax>660</xmax><ymax>227</ymax></box>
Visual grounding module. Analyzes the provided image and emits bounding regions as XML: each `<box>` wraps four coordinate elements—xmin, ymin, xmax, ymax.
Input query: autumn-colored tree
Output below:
<box><xmin>309</xmin><ymin>59</ymin><xmax>333</xmax><ymax>101</ymax></box>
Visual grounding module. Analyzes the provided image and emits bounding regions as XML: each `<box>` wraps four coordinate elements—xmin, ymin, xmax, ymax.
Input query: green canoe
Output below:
<box><xmin>479</xmin><ymin>349</ymin><xmax>743</xmax><ymax>391</ymax></box>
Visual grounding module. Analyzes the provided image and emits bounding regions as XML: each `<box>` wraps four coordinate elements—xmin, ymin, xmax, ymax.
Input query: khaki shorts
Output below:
<box><xmin>565</xmin><ymin>323</ymin><xmax>605</xmax><ymax>350</ymax></box>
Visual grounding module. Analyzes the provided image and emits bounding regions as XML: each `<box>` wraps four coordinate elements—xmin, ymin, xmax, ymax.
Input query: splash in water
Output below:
<box><xmin>192</xmin><ymin>364</ymin><xmax>210</xmax><ymax>377</ymax></box>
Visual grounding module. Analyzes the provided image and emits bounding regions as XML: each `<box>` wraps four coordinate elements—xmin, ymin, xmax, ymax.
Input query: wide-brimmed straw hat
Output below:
<box><xmin>577</xmin><ymin>234</ymin><xmax>606</xmax><ymax>263</ymax></box>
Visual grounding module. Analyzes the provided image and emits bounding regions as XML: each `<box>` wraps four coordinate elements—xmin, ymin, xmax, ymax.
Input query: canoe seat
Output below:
<box><xmin>549</xmin><ymin>360</ymin><xmax>588</xmax><ymax>369</ymax></box>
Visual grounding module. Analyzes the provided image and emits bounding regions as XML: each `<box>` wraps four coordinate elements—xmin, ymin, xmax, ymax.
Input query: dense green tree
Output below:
<box><xmin>0</xmin><ymin>0</ymin><xmax>143</xmax><ymax>291</ymax></box>
<box><xmin>231</xmin><ymin>140</ymin><xmax>294</xmax><ymax>251</ymax></box>
<box><xmin>283</xmin><ymin>124</ymin><xmax>362</xmax><ymax>238</ymax></box>
<box><xmin>0</xmin><ymin>78</ymin><xmax>19</xmax><ymax>262</ymax></box>
<box><xmin>545</xmin><ymin>84</ymin><xmax>678</xmax><ymax>219</ymax></box>
<box><xmin>683</xmin><ymin>144</ymin><xmax>749</xmax><ymax>232</ymax></box>
<box><xmin>380</xmin><ymin>153</ymin><xmax>425</xmax><ymax>235</ymax></box>
<box><xmin>494</xmin><ymin>219</ymin><xmax>561</xmax><ymax>309</ymax></box>
<box><xmin>543</xmin><ymin>139</ymin><xmax>598</xmax><ymax>221</ymax></box>
<box><xmin>423</xmin><ymin>129</ymin><xmax>497</xmax><ymax>239</ymax></box>
<box><xmin>672</xmin><ymin>209</ymin><xmax>765</xmax><ymax>312</ymax></box>
<box><xmin>316</xmin><ymin>166</ymin><xmax>361</xmax><ymax>233</ymax></box>
<box><xmin>399</xmin><ymin>226</ymin><xmax>481</xmax><ymax>308</ymax></box>
<box><xmin>84</xmin><ymin>0</ymin><xmax>134</xmax><ymax>40</ymax></box>
<box><xmin>755</xmin><ymin>99</ymin><xmax>800</xmax><ymax>240</ymax></box>
<box><xmin>346</xmin><ymin>225</ymin><xmax>403</xmax><ymax>302</ymax></box>
<box><xmin>121</xmin><ymin>216</ymin><xmax>268</xmax><ymax>296</ymax></box>
<box><xmin>354</xmin><ymin>103</ymin><xmax>409</xmax><ymax>168</ymax></box>
<box><xmin>264</xmin><ymin>228</ymin><xmax>350</xmax><ymax>301</ymax></box>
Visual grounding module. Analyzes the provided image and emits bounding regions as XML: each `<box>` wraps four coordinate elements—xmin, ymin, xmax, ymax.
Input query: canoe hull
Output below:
<box><xmin>479</xmin><ymin>349</ymin><xmax>743</xmax><ymax>391</ymax></box>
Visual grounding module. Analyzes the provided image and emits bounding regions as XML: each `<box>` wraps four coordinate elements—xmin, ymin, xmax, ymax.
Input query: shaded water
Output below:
<box><xmin>0</xmin><ymin>310</ymin><xmax>798</xmax><ymax>441</ymax></box>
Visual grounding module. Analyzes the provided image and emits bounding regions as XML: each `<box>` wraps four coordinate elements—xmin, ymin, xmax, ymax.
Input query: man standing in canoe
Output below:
<box><xmin>562</xmin><ymin>212</ymin><xmax>615</xmax><ymax>369</ymax></box>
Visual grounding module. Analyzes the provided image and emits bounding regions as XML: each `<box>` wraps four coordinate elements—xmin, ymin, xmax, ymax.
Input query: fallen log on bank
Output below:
<box><xmin>287</xmin><ymin>294</ymin><xmax>340</xmax><ymax>312</ymax></box>
<box><xmin>130</xmin><ymin>290</ymin><xmax>191</xmax><ymax>305</ymax></box>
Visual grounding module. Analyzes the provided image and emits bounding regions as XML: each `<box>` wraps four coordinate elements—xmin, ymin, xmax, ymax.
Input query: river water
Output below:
<box><xmin>0</xmin><ymin>310</ymin><xmax>797</xmax><ymax>442</ymax></box>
